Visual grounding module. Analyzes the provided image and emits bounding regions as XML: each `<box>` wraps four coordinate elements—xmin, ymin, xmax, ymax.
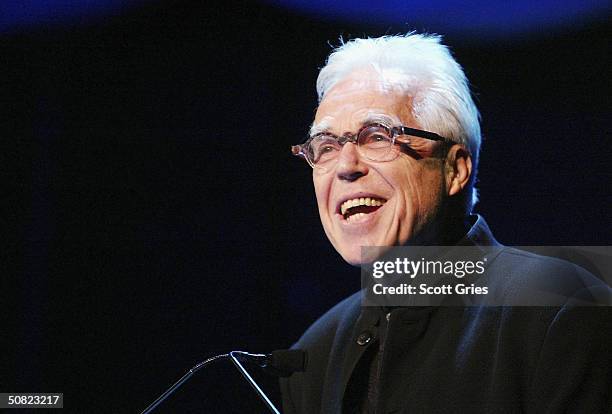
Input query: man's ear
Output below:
<box><xmin>445</xmin><ymin>144</ymin><xmax>472</xmax><ymax>196</ymax></box>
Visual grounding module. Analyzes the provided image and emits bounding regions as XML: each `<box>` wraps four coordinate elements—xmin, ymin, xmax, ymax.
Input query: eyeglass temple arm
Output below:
<box><xmin>291</xmin><ymin>145</ymin><xmax>306</xmax><ymax>158</ymax></box>
<box><xmin>396</xmin><ymin>126</ymin><xmax>447</xmax><ymax>142</ymax></box>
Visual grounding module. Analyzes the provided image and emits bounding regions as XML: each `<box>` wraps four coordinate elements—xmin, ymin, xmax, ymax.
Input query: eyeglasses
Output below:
<box><xmin>291</xmin><ymin>123</ymin><xmax>450</xmax><ymax>171</ymax></box>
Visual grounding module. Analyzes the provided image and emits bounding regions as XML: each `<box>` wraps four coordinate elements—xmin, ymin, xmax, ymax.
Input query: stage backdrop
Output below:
<box><xmin>8</xmin><ymin>0</ymin><xmax>611</xmax><ymax>411</ymax></box>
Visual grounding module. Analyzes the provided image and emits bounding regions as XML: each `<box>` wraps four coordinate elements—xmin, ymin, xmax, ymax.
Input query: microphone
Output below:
<box><xmin>233</xmin><ymin>349</ymin><xmax>307</xmax><ymax>377</ymax></box>
<box><xmin>140</xmin><ymin>349</ymin><xmax>306</xmax><ymax>414</ymax></box>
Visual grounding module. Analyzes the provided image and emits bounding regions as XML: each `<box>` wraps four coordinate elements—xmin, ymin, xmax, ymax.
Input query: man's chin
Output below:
<box><xmin>337</xmin><ymin>244</ymin><xmax>392</xmax><ymax>267</ymax></box>
<box><xmin>334</xmin><ymin>245</ymin><xmax>365</xmax><ymax>267</ymax></box>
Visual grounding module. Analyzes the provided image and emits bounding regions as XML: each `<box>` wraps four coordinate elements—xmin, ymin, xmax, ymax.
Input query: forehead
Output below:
<box><xmin>313</xmin><ymin>71</ymin><xmax>416</xmax><ymax>134</ymax></box>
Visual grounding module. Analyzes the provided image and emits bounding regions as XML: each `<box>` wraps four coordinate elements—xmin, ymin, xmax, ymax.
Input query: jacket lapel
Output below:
<box><xmin>321</xmin><ymin>294</ymin><xmax>381</xmax><ymax>413</ymax></box>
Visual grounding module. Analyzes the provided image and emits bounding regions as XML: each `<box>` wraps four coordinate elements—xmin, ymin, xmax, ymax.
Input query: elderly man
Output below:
<box><xmin>282</xmin><ymin>33</ymin><xmax>610</xmax><ymax>413</ymax></box>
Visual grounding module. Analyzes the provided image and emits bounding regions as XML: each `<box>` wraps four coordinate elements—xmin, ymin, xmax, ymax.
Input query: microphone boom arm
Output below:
<box><xmin>229</xmin><ymin>351</ymin><xmax>281</xmax><ymax>414</ymax></box>
<box><xmin>141</xmin><ymin>353</ymin><xmax>229</xmax><ymax>414</ymax></box>
<box><xmin>140</xmin><ymin>351</ymin><xmax>288</xmax><ymax>414</ymax></box>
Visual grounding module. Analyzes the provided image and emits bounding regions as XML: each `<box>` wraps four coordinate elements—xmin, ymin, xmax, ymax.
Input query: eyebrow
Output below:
<box><xmin>362</xmin><ymin>113</ymin><xmax>398</xmax><ymax>127</ymax></box>
<box><xmin>309</xmin><ymin>112</ymin><xmax>400</xmax><ymax>138</ymax></box>
<box><xmin>308</xmin><ymin>120</ymin><xmax>331</xmax><ymax>137</ymax></box>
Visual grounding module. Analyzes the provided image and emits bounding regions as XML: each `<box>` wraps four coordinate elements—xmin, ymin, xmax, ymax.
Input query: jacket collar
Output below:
<box><xmin>465</xmin><ymin>214</ymin><xmax>501</xmax><ymax>247</ymax></box>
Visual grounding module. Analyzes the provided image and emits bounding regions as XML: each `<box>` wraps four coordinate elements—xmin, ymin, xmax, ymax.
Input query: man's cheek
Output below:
<box><xmin>313</xmin><ymin>185</ymin><xmax>327</xmax><ymax>214</ymax></box>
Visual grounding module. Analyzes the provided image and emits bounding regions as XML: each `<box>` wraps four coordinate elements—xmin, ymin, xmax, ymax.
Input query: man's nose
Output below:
<box><xmin>336</xmin><ymin>142</ymin><xmax>368</xmax><ymax>182</ymax></box>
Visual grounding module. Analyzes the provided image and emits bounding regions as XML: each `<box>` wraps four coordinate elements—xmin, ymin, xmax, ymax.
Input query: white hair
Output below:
<box><xmin>316</xmin><ymin>33</ymin><xmax>481</xmax><ymax>211</ymax></box>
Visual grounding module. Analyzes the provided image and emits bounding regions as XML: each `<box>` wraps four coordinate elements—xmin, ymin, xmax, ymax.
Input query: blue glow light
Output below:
<box><xmin>0</xmin><ymin>0</ymin><xmax>146</xmax><ymax>32</ymax></box>
<box><xmin>264</xmin><ymin>0</ymin><xmax>610</xmax><ymax>37</ymax></box>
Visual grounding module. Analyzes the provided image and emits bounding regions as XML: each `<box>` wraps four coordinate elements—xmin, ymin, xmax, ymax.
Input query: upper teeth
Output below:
<box><xmin>340</xmin><ymin>197</ymin><xmax>385</xmax><ymax>215</ymax></box>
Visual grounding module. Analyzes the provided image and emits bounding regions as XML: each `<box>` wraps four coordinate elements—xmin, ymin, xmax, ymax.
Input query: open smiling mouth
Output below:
<box><xmin>340</xmin><ymin>197</ymin><xmax>387</xmax><ymax>222</ymax></box>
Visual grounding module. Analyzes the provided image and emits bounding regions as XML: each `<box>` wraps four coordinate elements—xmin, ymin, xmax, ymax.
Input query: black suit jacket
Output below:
<box><xmin>281</xmin><ymin>216</ymin><xmax>611</xmax><ymax>413</ymax></box>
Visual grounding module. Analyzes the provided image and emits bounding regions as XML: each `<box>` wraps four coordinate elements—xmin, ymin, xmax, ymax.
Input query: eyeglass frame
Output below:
<box><xmin>291</xmin><ymin>123</ymin><xmax>452</xmax><ymax>170</ymax></box>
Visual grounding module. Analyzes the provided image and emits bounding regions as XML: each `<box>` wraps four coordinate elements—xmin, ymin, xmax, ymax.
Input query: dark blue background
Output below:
<box><xmin>8</xmin><ymin>0</ymin><xmax>611</xmax><ymax>412</ymax></box>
